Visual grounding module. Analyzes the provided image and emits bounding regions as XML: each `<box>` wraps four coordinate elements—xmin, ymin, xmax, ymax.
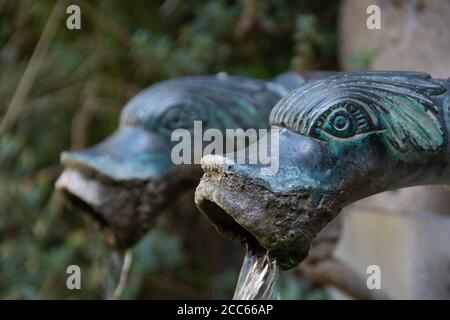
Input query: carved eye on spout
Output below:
<box><xmin>269</xmin><ymin>72</ymin><xmax>445</xmax><ymax>153</ymax></box>
<box><xmin>313</xmin><ymin>102</ymin><xmax>373</xmax><ymax>139</ymax></box>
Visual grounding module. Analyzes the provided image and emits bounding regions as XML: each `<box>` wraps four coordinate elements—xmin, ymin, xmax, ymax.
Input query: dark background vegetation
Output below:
<box><xmin>0</xmin><ymin>0</ymin><xmax>338</xmax><ymax>299</ymax></box>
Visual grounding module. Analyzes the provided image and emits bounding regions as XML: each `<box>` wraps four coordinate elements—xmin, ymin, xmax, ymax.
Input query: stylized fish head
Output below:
<box><xmin>56</xmin><ymin>73</ymin><xmax>303</xmax><ymax>248</ymax></box>
<box><xmin>195</xmin><ymin>72</ymin><xmax>450</xmax><ymax>269</ymax></box>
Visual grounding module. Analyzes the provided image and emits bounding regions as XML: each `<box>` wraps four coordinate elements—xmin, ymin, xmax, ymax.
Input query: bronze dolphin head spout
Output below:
<box><xmin>195</xmin><ymin>71</ymin><xmax>450</xmax><ymax>269</ymax></box>
<box><xmin>56</xmin><ymin>73</ymin><xmax>304</xmax><ymax>248</ymax></box>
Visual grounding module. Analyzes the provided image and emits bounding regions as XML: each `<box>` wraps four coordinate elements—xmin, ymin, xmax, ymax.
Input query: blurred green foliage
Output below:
<box><xmin>0</xmin><ymin>0</ymin><xmax>337</xmax><ymax>299</ymax></box>
<box><xmin>346</xmin><ymin>48</ymin><xmax>380</xmax><ymax>71</ymax></box>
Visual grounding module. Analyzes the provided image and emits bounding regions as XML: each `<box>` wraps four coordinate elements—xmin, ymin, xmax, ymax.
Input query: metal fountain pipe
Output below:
<box><xmin>195</xmin><ymin>71</ymin><xmax>450</xmax><ymax>270</ymax></box>
<box><xmin>55</xmin><ymin>72</ymin><xmax>304</xmax><ymax>249</ymax></box>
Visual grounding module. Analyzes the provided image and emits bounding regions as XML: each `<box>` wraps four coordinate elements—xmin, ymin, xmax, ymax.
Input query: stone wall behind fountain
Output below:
<box><xmin>332</xmin><ymin>0</ymin><xmax>450</xmax><ymax>299</ymax></box>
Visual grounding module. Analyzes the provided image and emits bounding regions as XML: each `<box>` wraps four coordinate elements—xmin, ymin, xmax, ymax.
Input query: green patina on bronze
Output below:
<box><xmin>120</xmin><ymin>76</ymin><xmax>284</xmax><ymax>137</ymax></box>
<box><xmin>270</xmin><ymin>72</ymin><xmax>445</xmax><ymax>154</ymax></box>
<box><xmin>195</xmin><ymin>71</ymin><xmax>450</xmax><ymax>269</ymax></box>
<box><xmin>445</xmin><ymin>97</ymin><xmax>450</xmax><ymax>148</ymax></box>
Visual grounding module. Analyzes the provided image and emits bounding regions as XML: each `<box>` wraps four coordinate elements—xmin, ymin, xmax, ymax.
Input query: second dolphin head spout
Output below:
<box><xmin>56</xmin><ymin>73</ymin><xmax>304</xmax><ymax>248</ymax></box>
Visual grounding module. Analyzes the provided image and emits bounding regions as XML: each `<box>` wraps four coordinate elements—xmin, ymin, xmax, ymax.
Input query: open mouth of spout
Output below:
<box><xmin>55</xmin><ymin>168</ymin><xmax>149</xmax><ymax>248</ymax></box>
<box><xmin>197</xmin><ymin>196</ymin><xmax>265</xmax><ymax>254</ymax></box>
<box><xmin>60</xmin><ymin>188</ymin><xmax>108</xmax><ymax>228</ymax></box>
<box><xmin>58</xmin><ymin>188</ymin><xmax>126</xmax><ymax>247</ymax></box>
<box><xmin>56</xmin><ymin>168</ymin><xmax>108</xmax><ymax>222</ymax></box>
<box><xmin>195</xmin><ymin>170</ymin><xmax>320</xmax><ymax>270</ymax></box>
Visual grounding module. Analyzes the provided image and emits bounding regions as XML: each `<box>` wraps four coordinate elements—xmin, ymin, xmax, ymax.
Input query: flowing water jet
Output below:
<box><xmin>233</xmin><ymin>246</ymin><xmax>279</xmax><ymax>300</ymax></box>
<box><xmin>111</xmin><ymin>249</ymin><xmax>133</xmax><ymax>300</ymax></box>
<box><xmin>92</xmin><ymin>239</ymin><xmax>131</xmax><ymax>300</ymax></box>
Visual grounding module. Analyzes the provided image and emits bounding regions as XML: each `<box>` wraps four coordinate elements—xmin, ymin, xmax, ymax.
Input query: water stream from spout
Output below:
<box><xmin>94</xmin><ymin>237</ymin><xmax>132</xmax><ymax>300</ymax></box>
<box><xmin>232</xmin><ymin>247</ymin><xmax>279</xmax><ymax>300</ymax></box>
